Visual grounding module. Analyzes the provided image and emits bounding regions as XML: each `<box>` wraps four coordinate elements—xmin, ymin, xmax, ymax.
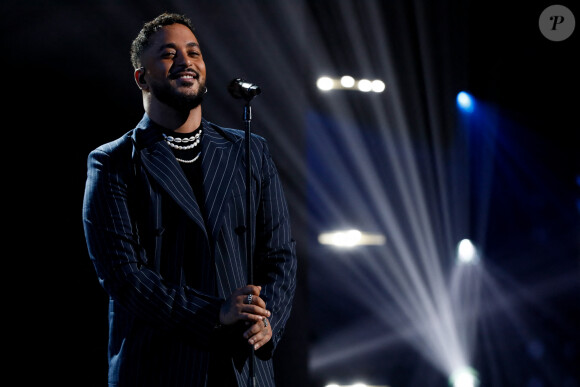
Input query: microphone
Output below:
<box><xmin>228</xmin><ymin>78</ymin><xmax>261</xmax><ymax>101</ymax></box>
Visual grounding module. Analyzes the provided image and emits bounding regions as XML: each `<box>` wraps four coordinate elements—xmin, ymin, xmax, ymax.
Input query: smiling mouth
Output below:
<box><xmin>171</xmin><ymin>71</ymin><xmax>199</xmax><ymax>81</ymax></box>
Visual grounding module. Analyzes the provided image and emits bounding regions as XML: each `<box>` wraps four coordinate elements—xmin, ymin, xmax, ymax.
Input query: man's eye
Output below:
<box><xmin>162</xmin><ymin>52</ymin><xmax>176</xmax><ymax>58</ymax></box>
<box><xmin>189</xmin><ymin>51</ymin><xmax>201</xmax><ymax>57</ymax></box>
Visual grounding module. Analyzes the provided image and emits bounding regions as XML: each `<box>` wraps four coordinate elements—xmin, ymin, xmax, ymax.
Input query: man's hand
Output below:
<box><xmin>220</xmin><ymin>285</ymin><xmax>270</xmax><ymax>327</ymax></box>
<box><xmin>219</xmin><ymin>285</ymin><xmax>273</xmax><ymax>349</ymax></box>
<box><xmin>243</xmin><ymin>316</ymin><xmax>272</xmax><ymax>350</ymax></box>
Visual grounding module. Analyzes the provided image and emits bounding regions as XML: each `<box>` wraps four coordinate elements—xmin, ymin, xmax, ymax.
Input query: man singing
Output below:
<box><xmin>82</xmin><ymin>12</ymin><xmax>297</xmax><ymax>386</ymax></box>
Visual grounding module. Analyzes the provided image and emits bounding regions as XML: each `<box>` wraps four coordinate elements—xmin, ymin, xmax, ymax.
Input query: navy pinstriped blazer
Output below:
<box><xmin>82</xmin><ymin>114</ymin><xmax>297</xmax><ymax>386</ymax></box>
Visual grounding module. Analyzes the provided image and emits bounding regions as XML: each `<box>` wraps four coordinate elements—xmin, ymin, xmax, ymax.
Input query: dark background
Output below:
<box><xmin>3</xmin><ymin>1</ymin><xmax>577</xmax><ymax>386</ymax></box>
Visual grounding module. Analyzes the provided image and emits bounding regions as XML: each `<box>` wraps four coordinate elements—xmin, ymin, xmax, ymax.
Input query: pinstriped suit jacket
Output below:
<box><xmin>82</xmin><ymin>114</ymin><xmax>297</xmax><ymax>386</ymax></box>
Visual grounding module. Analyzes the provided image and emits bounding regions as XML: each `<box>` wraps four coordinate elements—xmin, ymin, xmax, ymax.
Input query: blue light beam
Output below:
<box><xmin>457</xmin><ymin>91</ymin><xmax>475</xmax><ymax>113</ymax></box>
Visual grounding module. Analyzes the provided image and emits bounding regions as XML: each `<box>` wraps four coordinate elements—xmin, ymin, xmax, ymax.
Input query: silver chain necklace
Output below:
<box><xmin>175</xmin><ymin>152</ymin><xmax>201</xmax><ymax>164</ymax></box>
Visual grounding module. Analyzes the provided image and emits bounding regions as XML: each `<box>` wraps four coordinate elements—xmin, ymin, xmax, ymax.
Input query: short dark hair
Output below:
<box><xmin>130</xmin><ymin>12</ymin><xmax>197</xmax><ymax>69</ymax></box>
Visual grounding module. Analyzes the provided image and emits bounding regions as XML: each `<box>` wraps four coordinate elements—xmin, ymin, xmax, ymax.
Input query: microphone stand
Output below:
<box><xmin>228</xmin><ymin>78</ymin><xmax>261</xmax><ymax>387</ymax></box>
<box><xmin>243</xmin><ymin>101</ymin><xmax>256</xmax><ymax>387</ymax></box>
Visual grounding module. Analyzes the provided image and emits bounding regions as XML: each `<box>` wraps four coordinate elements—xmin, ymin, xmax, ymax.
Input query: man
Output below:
<box><xmin>82</xmin><ymin>12</ymin><xmax>297</xmax><ymax>387</ymax></box>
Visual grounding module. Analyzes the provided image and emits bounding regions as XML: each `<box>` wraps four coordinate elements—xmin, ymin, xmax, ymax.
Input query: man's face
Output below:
<box><xmin>141</xmin><ymin>23</ymin><xmax>207</xmax><ymax>111</ymax></box>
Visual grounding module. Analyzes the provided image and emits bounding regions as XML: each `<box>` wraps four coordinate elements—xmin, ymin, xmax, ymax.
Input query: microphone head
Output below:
<box><xmin>228</xmin><ymin>78</ymin><xmax>261</xmax><ymax>101</ymax></box>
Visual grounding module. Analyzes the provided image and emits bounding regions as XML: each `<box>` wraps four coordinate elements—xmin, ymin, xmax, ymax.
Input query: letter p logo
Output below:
<box><xmin>550</xmin><ymin>15</ymin><xmax>565</xmax><ymax>30</ymax></box>
<box><xmin>539</xmin><ymin>5</ymin><xmax>575</xmax><ymax>41</ymax></box>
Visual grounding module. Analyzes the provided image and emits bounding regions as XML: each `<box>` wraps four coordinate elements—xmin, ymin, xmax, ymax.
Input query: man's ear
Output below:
<box><xmin>134</xmin><ymin>67</ymin><xmax>148</xmax><ymax>90</ymax></box>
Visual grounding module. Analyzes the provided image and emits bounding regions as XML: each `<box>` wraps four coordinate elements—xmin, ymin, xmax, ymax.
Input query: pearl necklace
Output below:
<box><xmin>163</xmin><ymin>130</ymin><xmax>202</xmax><ymax>150</ymax></box>
<box><xmin>162</xmin><ymin>129</ymin><xmax>202</xmax><ymax>163</ymax></box>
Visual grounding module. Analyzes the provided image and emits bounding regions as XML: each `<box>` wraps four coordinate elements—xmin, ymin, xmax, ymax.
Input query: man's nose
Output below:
<box><xmin>175</xmin><ymin>51</ymin><xmax>192</xmax><ymax>67</ymax></box>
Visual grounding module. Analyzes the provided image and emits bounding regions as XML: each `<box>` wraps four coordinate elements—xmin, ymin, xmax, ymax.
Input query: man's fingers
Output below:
<box><xmin>236</xmin><ymin>285</ymin><xmax>261</xmax><ymax>298</ymax></box>
<box><xmin>244</xmin><ymin>318</ymin><xmax>272</xmax><ymax>350</ymax></box>
<box><xmin>240</xmin><ymin>306</ymin><xmax>270</xmax><ymax>321</ymax></box>
<box><xmin>242</xmin><ymin>294</ymin><xmax>268</xmax><ymax>311</ymax></box>
<box><xmin>220</xmin><ymin>285</ymin><xmax>267</xmax><ymax>326</ymax></box>
<box><xmin>243</xmin><ymin>318</ymin><xmax>269</xmax><ymax>338</ymax></box>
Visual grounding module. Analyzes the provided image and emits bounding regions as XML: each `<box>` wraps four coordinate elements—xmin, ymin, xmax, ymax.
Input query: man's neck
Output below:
<box><xmin>146</xmin><ymin>102</ymin><xmax>202</xmax><ymax>133</ymax></box>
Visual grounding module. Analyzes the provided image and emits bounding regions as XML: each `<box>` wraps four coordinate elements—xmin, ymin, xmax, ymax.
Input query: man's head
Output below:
<box><xmin>130</xmin><ymin>13</ymin><xmax>207</xmax><ymax>112</ymax></box>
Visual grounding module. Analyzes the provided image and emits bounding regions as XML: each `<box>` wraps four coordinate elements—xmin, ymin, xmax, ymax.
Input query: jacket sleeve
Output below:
<box><xmin>253</xmin><ymin>138</ymin><xmax>298</xmax><ymax>359</ymax></box>
<box><xmin>82</xmin><ymin>141</ymin><xmax>222</xmax><ymax>349</ymax></box>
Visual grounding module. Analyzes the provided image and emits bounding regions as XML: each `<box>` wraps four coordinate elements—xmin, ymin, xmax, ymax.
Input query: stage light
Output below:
<box><xmin>319</xmin><ymin>229</ymin><xmax>361</xmax><ymax>247</ymax></box>
<box><xmin>324</xmin><ymin>384</ymin><xmax>387</xmax><ymax>387</ymax></box>
<box><xmin>456</xmin><ymin>91</ymin><xmax>474</xmax><ymax>112</ymax></box>
<box><xmin>449</xmin><ymin>367</ymin><xmax>479</xmax><ymax>387</ymax></box>
<box><xmin>316</xmin><ymin>76</ymin><xmax>385</xmax><ymax>92</ymax></box>
<box><xmin>318</xmin><ymin>229</ymin><xmax>386</xmax><ymax>247</ymax></box>
<box><xmin>371</xmin><ymin>80</ymin><xmax>385</xmax><ymax>92</ymax></box>
<box><xmin>456</xmin><ymin>239</ymin><xmax>479</xmax><ymax>264</ymax></box>
<box><xmin>341</xmin><ymin>75</ymin><xmax>356</xmax><ymax>88</ymax></box>
<box><xmin>357</xmin><ymin>79</ymin><xmax>372</xmax><ymax>92</ymax></box>
<box><xmin>317</xmin><ymin>76</ymin><xmax>335</xmax><ymax>91</ymax></box>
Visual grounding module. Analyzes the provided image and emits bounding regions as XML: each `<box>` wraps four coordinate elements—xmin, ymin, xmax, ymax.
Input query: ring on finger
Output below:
<box><xmin>263</xmin><ymin>318</ymin><xmax>268</xmax><ymax>328</ymax></box>
<box><xmin>246</xmin><ymin>294</ymin><xmax>253</xmax><ymax>304</ymax></box>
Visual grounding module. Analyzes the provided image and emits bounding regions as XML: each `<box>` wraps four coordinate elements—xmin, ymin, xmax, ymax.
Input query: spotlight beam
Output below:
<box><xmin>302</xmin><ymin>0</ymin><xmax>478</xmax><ymax>379</ymax></box>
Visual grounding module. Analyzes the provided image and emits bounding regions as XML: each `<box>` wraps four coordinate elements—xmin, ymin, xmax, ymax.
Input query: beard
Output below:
<box><xmin>151</xmin><ymin>79</ymin><xmax>207</xmax><ymax>112</ymax></box>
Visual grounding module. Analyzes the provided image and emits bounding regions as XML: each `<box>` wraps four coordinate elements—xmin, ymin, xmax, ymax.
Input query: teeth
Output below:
<box><xmin>180</xmin><ymin>75</ymin><xmax>194</xmax><ymax>79</ymax></box>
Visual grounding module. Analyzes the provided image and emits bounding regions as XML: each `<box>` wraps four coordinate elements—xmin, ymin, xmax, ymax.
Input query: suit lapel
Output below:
<box><xmin>132</xmin><ymin>115</ymin><xmax>208</xmax><ymax>237</ymax></box>
<box><xmin>200</xmin><ymin>120</ymin><xmax>244</xmax><ymax>244</ymax></box>
<box><xmin>132</xmin><ymin>115</ymin><xmax>244</xmax><ymax>245</ymax></box>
